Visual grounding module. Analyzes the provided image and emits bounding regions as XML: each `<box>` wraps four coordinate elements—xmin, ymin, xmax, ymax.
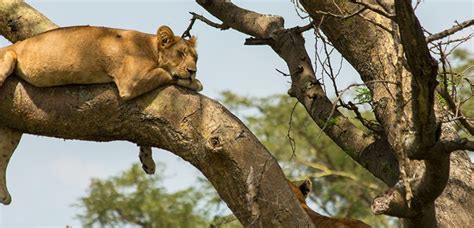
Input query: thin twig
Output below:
<box><xmin>291</xmin><ymin>0</ymin><xmax>310</xmax><ymax>19</ymax></box>
<box><xmin>349</xmin><ymin>0</ymin><xmax>395</xmax><ymax>19</ymax></box>
<box><xmin>275</xmin><ymin>66</ymin><xmax>304</xmax><ymax>77</ymax></box>
<box><xmin>429</xmin><ymin>33</ymin><xmax>474</xmax><ymax>49</ymax></box>
<box><xmin>347</xmin><ymin>101</ymin><xmax>382</xmax><ymax>133</ymax></box>
<box><xmin>288</xmin><ymin>101</ymin><xmax>299</xmax><ymax>160</ymax></box>
<box><xmin>437</xmin><ymin>87</ymin><xmax>474</xmax><ymax>135</ymax></box>
<box><xmin>427</xmin><ymin>19</ymin><xmax>474</xmax><ymax>42</ymax></box>
<box><xmin>312</xmin><ymin>6</ymin><xmax>367</xmax><ymax>20</ymax></box>
<box><xmin>182</xmin><ymin>12</ymin><xmax>229</xmax><ymax>38</ymax></box>
<box><xmin>275</xmin><ymin>68</ymin><xmax>290</xmax><ymax>77</ymax></box>
<box><xmin>414</xmin><ymin>0</ymin><xmax>423</xmax><ymax>11</ymax></box>
<box><xmin>319</xmin><ymin>80</ymin><xmax>397</xmax><ymax>135</ymax></box>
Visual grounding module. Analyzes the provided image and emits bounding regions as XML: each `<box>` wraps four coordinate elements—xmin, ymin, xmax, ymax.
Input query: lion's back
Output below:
<box><xmin>11</xmin><ymin>26</ymin><xmax>154</xmax><ymax>87</ymax></box>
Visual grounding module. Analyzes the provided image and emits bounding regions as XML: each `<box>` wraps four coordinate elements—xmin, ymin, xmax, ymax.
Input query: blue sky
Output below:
<box><xmin>0</xmin><ymin>0</ymin><xmax>472</xmax><ymax>227</ymax></box>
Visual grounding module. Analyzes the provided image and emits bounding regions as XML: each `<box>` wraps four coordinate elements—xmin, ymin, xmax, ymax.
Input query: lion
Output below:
<box><xmin>0</xmin><ymin>25</ymin><xmax>202</xmax><ymax>99</ymax></box>
<box><xmin>0</xmin><ymin>25</ymin><xmax>202</xmax><ymax>204</ymax></box>
<box><xmin>289</xmin><ymin>179</ymin><xmax>371</xmax><ymax>228</ymax></box>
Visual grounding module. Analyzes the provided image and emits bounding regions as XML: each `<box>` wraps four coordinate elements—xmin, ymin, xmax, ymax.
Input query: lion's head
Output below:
<box><xmin>288</xmin><ymin>179</ymin><xmax>312</xmax><ymax>208</ymax></box>
<box><xmin>156</xmin><ymin>26</ymin><xmax>198</xmax><ymax>81</ymax></box>
<box><xmin>288</xmin><ymin>179</ymin><xmax>371</xmax><ymax>227</ymax></box>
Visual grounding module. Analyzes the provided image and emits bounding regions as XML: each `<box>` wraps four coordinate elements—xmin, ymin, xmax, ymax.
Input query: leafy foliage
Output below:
<box><xmin>354</xmin><ymin>87</ymin><xmax>373</xmax><ymax>104</ymax></box>
<box><xmin>75</xmin><ymin>163</ymin><xmax>208</xmax><ymax>228</ymax></box>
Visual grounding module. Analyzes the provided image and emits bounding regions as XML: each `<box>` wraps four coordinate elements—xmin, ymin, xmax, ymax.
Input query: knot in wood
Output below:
<box><xmin>7</xmin><ymin>17</ymin><xmax>20</xmax><ymax>32</ymax></box>
<box><xmin>208</xmin><ymin>136</ymin><xmax>223</xmax><ymax>152</ymax></box>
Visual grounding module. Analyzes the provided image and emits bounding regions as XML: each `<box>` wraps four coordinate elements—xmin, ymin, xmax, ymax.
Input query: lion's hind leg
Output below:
<box><xmin>0</xmin><ymin>50</ymin><xmax>17</xmax><ymax>87</ymax></box>
<box><xmin>0</xmin><ymin>127</ymin><xmax>22</xmax><ymax>205</ymax></box>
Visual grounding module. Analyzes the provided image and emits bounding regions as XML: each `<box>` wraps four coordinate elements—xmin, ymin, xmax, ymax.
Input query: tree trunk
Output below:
<box><xmin>299</xmin><ymin>1</ymin><xmax>473</xmax><ymax>227</ymax></box>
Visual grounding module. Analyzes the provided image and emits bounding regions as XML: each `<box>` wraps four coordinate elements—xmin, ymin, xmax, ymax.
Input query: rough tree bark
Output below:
<box><xmin>195</xmin><ymin>0</ymin><xmax>473</xmax><ymax>227</ymax></box>
<box><xmin>298</xmin><ymin>1</ymin><xmax>473</xmax><ymax>227</ymax></box>
<box><xmin>0</xmin><ymin>1</ymin><xmax>314</xmax><ymax>227</ymax></box>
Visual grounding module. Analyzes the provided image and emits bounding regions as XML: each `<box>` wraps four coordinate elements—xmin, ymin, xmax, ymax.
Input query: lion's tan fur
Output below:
<box><xmin>0</xmin><ymin>25</ymin><xmax>201</xmax><ymax>100</ymax></box>
<box><xmin>288</xmin><ymin>180</ymin><xmax>371</xmax><ymax>228</ymax></box>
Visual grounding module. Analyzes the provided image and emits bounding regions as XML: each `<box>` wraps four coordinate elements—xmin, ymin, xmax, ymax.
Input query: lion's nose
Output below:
<box><xmin>187</xmin><ymin>68</ymin><xmax>196</xmax><ymax>75</ymax></box>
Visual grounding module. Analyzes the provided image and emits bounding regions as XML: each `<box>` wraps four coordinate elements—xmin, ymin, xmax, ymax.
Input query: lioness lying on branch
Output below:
<box><xmin>0</xmin><ymin>25</ymin><xmax>202</xmax><ymax>204</ymax></box>
<box><xmin>0</xmin><ymin>25</ymin><xmax>202</xmax><ymax>99</ymax></box>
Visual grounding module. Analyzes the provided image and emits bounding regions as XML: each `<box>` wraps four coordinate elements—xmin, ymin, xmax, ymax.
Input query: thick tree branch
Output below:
<box><xmin>0</xmin><ymin>0</ymin><xmax>57</xmax><ymax>41</ymax></box>
<box><xmin>196</xmin><ymin>0</ymin><xmax>400</xmax><ymax>186</ymax></box>
<box><xmin>394</xmin><ymin>0</ymin><xmax>439</xmax><ymax>158</ymax></box>
<box><xmin>431</xmin><ymin>139</ymin><xmax>474</xmax><ymax>154</ymax></box>
<box><xmin>371</xmin><ymin>185</ymin><xmax>418</xmax><ymax>218</ymax></box>
<box><xmin>0</xmin><ymin>78</ymin><xmax>314</xmax><ymax>227</ymax></box>
<box><xmin>0</xmin><ymin>1</ymin><xmax>314</xmax><ymax>226</ymax></box>
<box><xmin>427</xmin><ymin>19</ymin><xmax>474</xmax><ymax>42</ymax></box>
<box><xmin>372</xmin><ymin>155</ymin><xmax>450</xmax><ymax>223</ymax></box>
<box><xmin>196</xmin><ymin>0</ymin><xmax>284</xmax><ymax>38</ymax></box>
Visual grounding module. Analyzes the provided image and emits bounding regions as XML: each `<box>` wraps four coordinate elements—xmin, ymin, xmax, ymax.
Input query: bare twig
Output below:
<box><xmin>182</xmin><ymin>12</ymin><xmax>197</xmax><ymax>38</ymax></box>
<box><xmin>312</xmin><ymin>6</ymin><xmax>367</xmax><ymax>20</ymax></box>
<box><xmin>182</xmin><ymin>12</ymin><xmax>229</xmax><ymax>38</ymax></box>
<box><xmin>349</xmin><ymin>0</ymin><xmax>395</xmax><ymax>19</ymax></box>
<box><xmin>430</xmin><ymin>138</ymin><xmax>474</xmax><ymax>155</ymax></box>
<box><xmin>437</xmin><ymin>87</ymin><xmax>474</xmax><ymax>135</ymax></box>
<box><xmin>347</xmin><ymin>101</ymin><xmax>383</xmax><ymax>133</ymax></box>
<box><xmin>427</xmin><ymin>19</ymin><xmax>474</xmax><ymax>42</ymax></box>
<box><xmin>291</xmin><ymin>0</ymin><xmax>310</xmax><ymax>19</ymax></box>
<box><xmin>317</xmin><ymin>34</ymin><xmax>341</xmax><ymax>105</ymax></box>
<box><xmin>414</xmin><ymin>0</ymin><xmax>423</xmax><ymax>11</ymax></box>
<box><xmin>275</xmin><ymin>67</ymin><xmax>305</xmax><ymax>78</ymax></box>
<box><xmin>246</xmin><ymin>21</ymin><xmax>317</xmax><ymax>46</ymax></box>
<box><xmin>275</xmin><ymin>68</ymin><xmax>290</xmax><ymax>77</ymax></box>
<box><xmin>429</xmin><ymin>33</ymin><xmax>474</xmax><ymax>50</ymax></box>
<box><xmin>319</xmin><ymin>80</ymin><xmax>397</xmax><ymax>135</ymax></box>
<box><xmin>288</xmin><ymin>101</ymin><xmax>299</xmax><ymax>160</ymax></box>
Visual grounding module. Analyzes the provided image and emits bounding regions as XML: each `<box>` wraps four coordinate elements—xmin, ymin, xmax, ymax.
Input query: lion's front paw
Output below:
<box><xmin>176</xmin><ymin>78</ymin><xmax>203</xmax><ymax>92</ymax></box>
<box><xmin>191</xmin><ymin>79</ymin><xmax>203</xmax><ymax>91</ymax></box>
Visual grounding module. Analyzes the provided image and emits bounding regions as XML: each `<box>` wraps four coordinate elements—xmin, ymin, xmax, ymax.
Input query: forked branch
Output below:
<box><xmin>196</xmin><ymin>0</ymin><xmax>401</xmax><ymax>186</ymax></box>
<box><xmin>182</xmin><ymin>12</ymin><xmax>229</xmax><ymax>38</ymax></box>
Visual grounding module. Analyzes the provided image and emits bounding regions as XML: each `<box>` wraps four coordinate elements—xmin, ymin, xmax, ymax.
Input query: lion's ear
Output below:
<box><xmin>157</xmin><ymin>26</ymin><xmax>176</xmax><ymax>48</ymax></box>
<box><xmin>188</xmin><ymin>36</ymin><xmax>197</xmax><ymax>47</ymax></box>
<box><xmin>298</xmin><ymin>179</ymin><xmax>312</xmax><ymax>199</ymax></box>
